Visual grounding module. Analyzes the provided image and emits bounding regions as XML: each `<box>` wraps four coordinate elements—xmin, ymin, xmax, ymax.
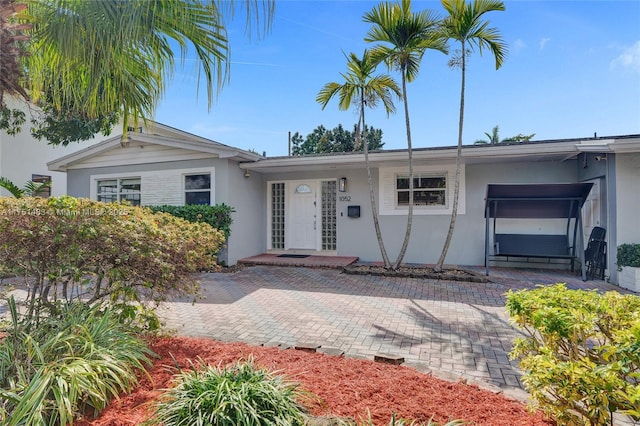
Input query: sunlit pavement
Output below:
<box><xmin>158</xmin><ymin>264</ymin><xmax>629</xmax><ymax>399</ymax></box>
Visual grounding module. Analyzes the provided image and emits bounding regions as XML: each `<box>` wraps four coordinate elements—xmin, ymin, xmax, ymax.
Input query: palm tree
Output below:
<box><xmin>0</xmin><ymin>0</ymin><xmax>29</xmax><ymax>105</ymax></box>
<box><xmin>364</xmin><ymin>0</ymin><xmax>448</xmax><ymax>269</ymax></box>
<box><xmin>17</xmin><ymin>0</ymin><xmax>273</xmax><ymax>138</ymax></box>
<box><xmin>435</xmin><ymin>0</ymin><xmax>507</xmax><ymax>272</ymax></box>
<box><xmin>317</xmin><ymin>50</ymin><xmax>401</xmax><ymax>269</ymax></box>
<box><xmin>474</xmin><ymin>125</ymin><xmax>535</xmax><ymax>144</ymax></box>
<box><xmin>474</xmin><ymin>125</ymin><xmax>500</xmax><ymax>144</ymax></box>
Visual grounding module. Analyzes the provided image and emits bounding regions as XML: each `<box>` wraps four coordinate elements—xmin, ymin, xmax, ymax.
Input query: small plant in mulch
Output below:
<box><xmin>151</xmin><ymin>357</ymin><xmax>313</xmax><ymax>426</ymax></box>
<box><xmin>343</xmin><ymin>264</ymin><xmax>491</xmax><ymax>283</ymax></box>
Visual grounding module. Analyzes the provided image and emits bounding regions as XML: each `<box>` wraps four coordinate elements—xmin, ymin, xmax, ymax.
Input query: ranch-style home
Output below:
<box><xmin>41</xmin><ymin>121</ymin><xmax>639</xmax><ymax>286</ymax></box>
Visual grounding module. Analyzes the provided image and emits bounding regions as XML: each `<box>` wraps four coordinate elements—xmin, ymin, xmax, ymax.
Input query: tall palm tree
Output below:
<box><xmin>435</xmin><ymin>0</ymin><xmax>507</xmax><ymax>272</ymax></box>
<box><xmin>364</xmin><ymin>0</ymin><xmax>448</xmax><ymax>269</ymax></box>
<box><xmin>317</xmin><ymin>50</ymin><xmax>401</xmax><ymax>269</ymax></box>
<box><xmin>0</xmin><ymin>0</ymin><xmax>29</xmax><ymax>105</ymax></box>
<box><xmin>19</xmin><ymin>0</ymin><xmax>273</xmax><ymax>137</ymax></box>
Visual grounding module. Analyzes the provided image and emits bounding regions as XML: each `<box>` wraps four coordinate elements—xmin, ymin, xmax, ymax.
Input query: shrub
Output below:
<box><xmin>506</xmin><ymin>284</ymin><xmax>640</xmax><ymax>424</ymax></box>
<box><xmin>0</xmin><ymin>299</ymin><xmax>153</xmax><ymax>425</ymax></box>
<box><xmin>152</xmin><ymin>357</ymin><xmax>309</xmax><ymax>426</ymax></box>
<box><xmin>617</xmin><ymin>243</ymin><xmax>640</xmax><ymax>269</ymax></box>
<box><xmin>148</xmin><ymin>203</ymin><xmax>235</xmax><ymax>240</ymax></box>
<box><xmin>0</xmin><ymin>196</ymin><xmax>225</xmax><ymax>328</ymax></box>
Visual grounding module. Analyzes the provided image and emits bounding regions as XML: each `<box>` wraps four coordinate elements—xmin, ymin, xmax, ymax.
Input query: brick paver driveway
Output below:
<box><xmin>158</xmin><ymin>265</ymin><xmax>624</xmax><ymax>394</ymax></box>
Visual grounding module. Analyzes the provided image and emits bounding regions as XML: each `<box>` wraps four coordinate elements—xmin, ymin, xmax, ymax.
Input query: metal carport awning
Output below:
<box><xmin>484</xmin><ymin>183</ymin><xmax>594</xmax><ymax>280</ymax></box>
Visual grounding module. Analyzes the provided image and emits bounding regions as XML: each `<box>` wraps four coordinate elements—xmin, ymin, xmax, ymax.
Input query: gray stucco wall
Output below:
<box><xmin>264</xmin><ymin>159</ymin><xmax>578</xmax><ymax>266</ymax></box>
<box><xmin>226</xmin><ymin>165</ymin><xmax>266</xmax><ymax>265</ymax></box>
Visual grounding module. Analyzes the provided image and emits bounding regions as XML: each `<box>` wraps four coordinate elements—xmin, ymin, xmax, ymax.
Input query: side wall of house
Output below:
<box><xmin>226</xmin><ymin>166</ymin><xmax>266</xmax><ymax>265</ymax></box>
<box><xmin>612</xmin><ymin>152</ymin><xmax>640</xmax><ymax>284</ymax></box>
<box><xmin>264</xmin><ymin>159</ymin><xmax>577</xmax><ymax>266</ymax></box>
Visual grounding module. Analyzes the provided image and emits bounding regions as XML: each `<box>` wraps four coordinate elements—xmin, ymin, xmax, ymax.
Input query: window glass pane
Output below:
<box><xmin>423</xmin><ymin>177</ymin><xmax>446</xmax><ymax>188</ymax></box>
<box><xmin>97</xmin><ymin>180</ymin><xmax>117</xmax><ymax>194</ymax></box>
<box><xmin>414</xmin><ymin>190</ymin><xmax>446</xmax><ymax>206</ymax></box>
<box><xmin>397</xmin><ymin>177</ymin><xmax>409</xmax><ymax>190</ymax></box>
<box><xmin>186</xmin><ymin>191</ymin><xmax>211</xmax><ymax>205</ymax></box>
<box><xmin>120</xmin><ymin>178</ymin><xmax>141</xmax><ymax>193</ymax></box>
<box><xmin>97</xmin><ymin>194</ymin><xmax>117</xmax><ymax>203</ymax></box>
<box><xmin>121</xmin><ymin>193</ymin><xmax>141</xmax><ymax>206</ymax></box>
<box><xmin>397</xmin><ymin>191</ymin><xmax>409</xmax><ymax>205</ymax></box>
<box><xmin>185</xmin><ymin>174</ymin><xmax>211</xmax><ymax>190</ymax></box>
<box><xmin>295</xmin><ymin>184</ymin><xmax>312</xmax><ymax>194</ymax></box>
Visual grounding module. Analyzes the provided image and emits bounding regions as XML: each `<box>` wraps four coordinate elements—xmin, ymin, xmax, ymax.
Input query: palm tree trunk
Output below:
<box><xmin>361</xmin><ymin>92</ymin><xmax>392</xmax><ymax>268</ymax></box>
<box><xmin>436</xmin><ymin>41</ymin><xmax>466</xmax><ymax>272</ymax></box>
<box><xmin>394</xmin><ymin>67</ymin><xmax>414</xmax><ymax>269</ymax></box>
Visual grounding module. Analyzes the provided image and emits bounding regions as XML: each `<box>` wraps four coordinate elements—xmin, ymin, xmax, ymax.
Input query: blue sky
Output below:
<box><xmin>155</xmin><ymin>1</ymin><xmax>640</xmax><ymax>157</ymax></box>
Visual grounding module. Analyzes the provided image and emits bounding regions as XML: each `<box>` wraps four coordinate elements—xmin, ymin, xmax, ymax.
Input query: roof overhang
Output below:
<box><xmin>48</xmin><ymin>132</ymin><xmax>262</xmax><ymax>172</ymax></box>
<box><xmin>239</xmin><ymin>140</ymin><xmax>582</xmax><ymax>173</ymax></box>
<box><xmin>240</xmin><ymin>135</ymin><xmax>640</xmax><ymax>173</ymax></box>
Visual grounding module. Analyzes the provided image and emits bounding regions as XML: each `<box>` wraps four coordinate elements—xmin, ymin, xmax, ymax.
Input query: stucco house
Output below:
<box><xmin>0</xmin><ymin>98</ymin><xmax>114</xmax><ymax>197</ymax></box>
<box><xmin>43</xmin><ymin>120</ymin><xmax>639</xmax><ymax>286</ymax></box>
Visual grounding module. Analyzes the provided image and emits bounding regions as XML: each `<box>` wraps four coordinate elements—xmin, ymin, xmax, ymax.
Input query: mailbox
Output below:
<box><xmin>347</xmin><ymin>205</ymin><xmax>360</xmax><ymax>218</ymax></box>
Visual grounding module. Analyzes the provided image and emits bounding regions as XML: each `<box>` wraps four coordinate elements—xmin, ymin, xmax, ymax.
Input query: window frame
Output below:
<box><xmin>96</xmin><ymin>176</ymin><xmax>141</xmax><ymax>206</ymax></box>
<box><xmin>184</xmin><ymin>173</ymin><xmax>212</xmax><ymax>205</ymax></box>
<box><xmin>395</xmin><ymin>172</ymin><xmax>448</xmax><ymax>208</ymax></box>
<box><xmin>378</xmin><ymin>164</ymin><xmax>465</xmax><ymax>216</ymax></box>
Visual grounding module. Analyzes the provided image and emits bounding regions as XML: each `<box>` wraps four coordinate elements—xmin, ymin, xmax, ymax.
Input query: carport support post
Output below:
<box><xmin>485</xmin><ymin>202</ymin><xmax>491</xmax><ymax>276</ymax></box>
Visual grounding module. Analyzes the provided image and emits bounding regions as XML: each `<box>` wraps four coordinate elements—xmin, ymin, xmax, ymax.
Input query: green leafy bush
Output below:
<box><xmin>359</xmin><ymin>412</ymin><xmax>464</xmax><ymax>426</ymax></box>
<box><xmin>617</xmin><ymin>243</ymin><xmax>640</xmax><ymax>269</ymax></box>
<box><xmin>0</xmin><ymin>196</ymin><xmax>225</xmax><ymax>328</ymax></box>
<box><xmin>148</xmin><ymin>203</ymin><xmax>235</xmax><ymax>240</ymax></box>
<box><xmin>0</xmin><ymin>299</ymin><xmax>153</xmax><ymax>425</ymax></box>
<box><xmin>506</xmin><ymin>284</ymin><xmax>640</xmax><ymax>424</ymax></box>
<box><xmin>152</xmin><ymin>357</ymin><xmax>309</xmax><ymax>426</ymax></box>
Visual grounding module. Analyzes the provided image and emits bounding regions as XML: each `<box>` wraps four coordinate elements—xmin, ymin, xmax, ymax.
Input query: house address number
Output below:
<box><xmin>339</xmin><ymin>195</ymin><xmax>351</xmax><ymax>202</ymax></box>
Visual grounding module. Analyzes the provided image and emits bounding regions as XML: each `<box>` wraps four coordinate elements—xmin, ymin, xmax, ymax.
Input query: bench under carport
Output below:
<box><xmin>484</xmin><ymin>183</ymin><xmax>594</xmax><ymax>280</ymax></box>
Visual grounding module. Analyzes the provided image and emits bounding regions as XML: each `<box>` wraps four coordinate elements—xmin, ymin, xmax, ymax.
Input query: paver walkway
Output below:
<box><xmin>158</xmin><ymin>265</ymin><xmax>629</xmax><ymax>395</ymax></box>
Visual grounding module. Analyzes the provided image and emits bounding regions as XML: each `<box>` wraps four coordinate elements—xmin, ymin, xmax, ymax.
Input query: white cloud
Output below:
<box><xmin>610</xmin><ymin>40</ymin><xmax>640</xmax><ymax>73</ymax></box>
<box><xmin>513</xmin><ymin>39</ymin><xmax>527</xmax><ymax>53</ymax></box>
<box><xmin>539</xmin><ymin>38</ymin><xmax>551</xmax><ymax>50</ymax></box>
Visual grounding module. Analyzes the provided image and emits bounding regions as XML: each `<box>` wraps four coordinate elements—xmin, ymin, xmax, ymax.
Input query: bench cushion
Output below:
<box><xmin>494</xmin><ymin>234</ymin><xmax>571</xmax><ymax>258</ymax></box>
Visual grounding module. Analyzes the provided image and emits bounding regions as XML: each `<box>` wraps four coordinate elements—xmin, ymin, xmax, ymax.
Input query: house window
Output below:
<box><xmin>396</xmin><ymin>173</ymin><xmax>447</xmax><ymax>207</ymax></box>
<box><xmin>321</xmin><ymin>180</ymin><xmax>337</xmax><ymax>250</ymax></box>
<box><xmin>185</xmin><ymin>174</ymin><xmax>211</xmax><ymax>205</ymax></box>
<box><xmin>31</xmin><ymin>174</ymin><xmax>51</xmax><ymax>198</ymax></box>
<box><xmin>97</xmin><ymin>178</ymin><xmax>141</xmax><ymax>205</ymax></box>
<box><xmin>271</xmin><ymin>182</ymin><xmax>285</xmax><ymax>249</ymax></box>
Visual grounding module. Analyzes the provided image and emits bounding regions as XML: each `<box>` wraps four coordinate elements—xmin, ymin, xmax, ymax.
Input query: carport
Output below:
<box><xmin>484</xmin><ymin>183</ymin><xmax>594</xmax><ymax>280</ymax></box>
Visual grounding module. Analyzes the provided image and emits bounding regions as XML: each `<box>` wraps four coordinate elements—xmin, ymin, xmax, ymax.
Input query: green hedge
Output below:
<box><xmin>617</xmin><ymin>243</ymin><xmax>640</xmax><ymax>269</ymax></box>
<box><xmin>148</xmin><ymin>204</ymin><xmax>234</xmax><ymax>240</ymax></box>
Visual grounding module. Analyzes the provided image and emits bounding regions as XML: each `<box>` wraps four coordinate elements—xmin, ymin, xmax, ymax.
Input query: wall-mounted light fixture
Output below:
<box><xmin>244</xmin><ymin>169</ymin><xmax>251</xmax><ymax>179</ymax></box>
<box><xmin>339</xmin><ymin>177</ymin><xmax>347</xmax><ymax>192</ymax></box>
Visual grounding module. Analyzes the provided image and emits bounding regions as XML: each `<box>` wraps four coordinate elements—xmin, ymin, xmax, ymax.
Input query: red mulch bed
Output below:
<box><xmin>75</xmin><ymin>336</ymin><xmax>554</xmax><ymax>426</ymax></box>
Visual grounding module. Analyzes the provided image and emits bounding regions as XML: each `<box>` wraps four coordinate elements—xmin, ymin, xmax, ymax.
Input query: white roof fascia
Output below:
<box><xmin>241</xmin><ymin>141</ymin><xmax>580</xmax><ymax>171</ymax></box>
<box><xmin>48</xmin><ymin>133</ymin><xmax>260</xmax><ymax>171</ymax></box>
<box><xmin>131</xmin><ymin>133</ymin><xmax>258</xmax><ymax>160</ymax></box>
<box><xmin>47</xmin><ymin>137</ymin><xmax>122</xmax><ymax>171</ymax></box>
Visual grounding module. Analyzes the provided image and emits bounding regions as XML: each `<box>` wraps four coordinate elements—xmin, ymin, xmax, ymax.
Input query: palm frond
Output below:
<box><xmin>0</xmin><ymin>177</ymin><xmax>24</xmax><ymax>197</ymax></box>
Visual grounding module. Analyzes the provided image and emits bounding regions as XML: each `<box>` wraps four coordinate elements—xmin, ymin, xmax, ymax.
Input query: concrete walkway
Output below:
<box><xmin>158</xmin><ymin>265</ymin><xmax>628</xmax><ymax>397</ymax></box>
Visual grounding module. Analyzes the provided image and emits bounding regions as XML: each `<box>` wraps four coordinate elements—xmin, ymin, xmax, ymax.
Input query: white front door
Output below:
<box><xmin>288</xmin><ymin>181</ymin><xmax>318</xmax><ymax>250</ymax></box>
